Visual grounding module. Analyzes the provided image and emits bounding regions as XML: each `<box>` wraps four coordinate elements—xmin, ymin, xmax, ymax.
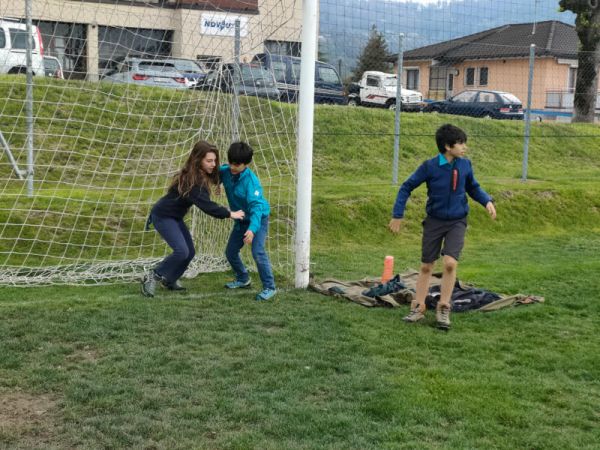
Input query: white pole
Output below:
<box><xmin>25</xmin><ymin>0</ymin><xmax>34</xmax><ymax>196</ymax></box>
<box><xmin>522</xmin><ymin>44</ymin><xmax>535</xmax><ymax>182</ymax></box>
<box><xmin>294</xmin><ymin>0</ymin><xmax>317</xmax><ymax>288</ymax></box>
<box><xmin>392</xmin><ymin>33</ymin><xmax>404</xmax><ymax>185</ymax></box>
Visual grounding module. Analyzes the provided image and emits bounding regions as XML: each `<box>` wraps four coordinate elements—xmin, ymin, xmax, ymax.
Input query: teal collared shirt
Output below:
<box><xmin>438</xmin><ymin>153</ymin><xmax>456</xmax><ymax>167</ymax></box>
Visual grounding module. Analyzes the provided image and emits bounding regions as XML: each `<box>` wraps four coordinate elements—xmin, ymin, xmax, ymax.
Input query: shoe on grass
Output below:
<box><xmin>255</xmin><ymin>288</ymin><xmax>276</xmax><ymax>301</ymax></box>
<box><xmin>403</xmin><ymin>306</ymin><xmax>425</xmax><ymax>323</ymax></box>
<box><xmin>225</xmin><ymin>279</ymin><xmax>251</xmax><ymax>289</ymax></box>
<box><xmin>141</xmin><ymin>272</ymin><xmax>160</xmax><ymax>297</ymax></box>
<box><xmin>162</xmin><ymin>279</ymin><xmax>186</xmax><ymax>291</ymax></box>
<box><xmin>436</xmin><ymin>304</ymin><xmax>451</xmax><ymax>330</ymax></box>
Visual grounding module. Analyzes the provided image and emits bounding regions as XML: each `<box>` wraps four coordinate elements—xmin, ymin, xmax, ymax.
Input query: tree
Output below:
<box><xmin>352</xmin><ymin>25</ymin><xmax>391</xmax><ymax>81</ymax></box>
<box><xmin>560</xmin><ymin>0</ymin><xmax>600</xmax><ymax>122</ymax></box>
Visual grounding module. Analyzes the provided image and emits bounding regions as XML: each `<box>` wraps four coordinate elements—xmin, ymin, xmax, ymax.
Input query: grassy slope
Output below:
<box><xmin>1</xmin><ymin>79</ymin><xmax>600</xmax><ymax>449</ymax></box>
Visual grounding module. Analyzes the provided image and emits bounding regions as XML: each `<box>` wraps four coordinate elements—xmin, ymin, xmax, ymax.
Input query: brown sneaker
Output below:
<box><xmin>436</xmin><ymin>304</ymin><xmax>451</xmax><ymax>330</ymax></box>
<box><xmin>403</xmin><ymin>306</ymin><xmax>425</xmax><ymax>323</ymax></box>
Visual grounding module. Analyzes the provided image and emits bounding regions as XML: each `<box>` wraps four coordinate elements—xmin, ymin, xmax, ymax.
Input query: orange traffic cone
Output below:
<box><xmin>381</xmin><ymin>255</ymin><xmax>394</xmax><ymax>283</ymax></box>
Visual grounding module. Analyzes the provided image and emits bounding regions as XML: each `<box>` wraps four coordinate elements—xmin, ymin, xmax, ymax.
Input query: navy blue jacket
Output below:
<box><xmin>392</xmin><ymin>156</ymin><xmax>492</xmax><ymax>220</ymax></box>
<box><xmin>151</xmin><ymin>185</ymin><xmax>230</xmax><ymax>220</ymax></box>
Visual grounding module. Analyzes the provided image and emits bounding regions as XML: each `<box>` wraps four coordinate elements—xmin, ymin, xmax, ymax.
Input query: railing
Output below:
<box><xmin>546</xmin><ymin>90</ymin><xmax>600</xmax><ymax>111</ymax></box>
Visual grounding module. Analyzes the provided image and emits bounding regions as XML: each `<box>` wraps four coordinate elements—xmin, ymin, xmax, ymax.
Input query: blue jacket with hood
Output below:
<box><xmin>392</xmin><ymin>155</ymin><xmax>491</xmax><ymax>220</ymax></box>
<box><xmin>220</xmin><ymin>164</ymin><xmax>270</xmax><ymax>234</ymax></box>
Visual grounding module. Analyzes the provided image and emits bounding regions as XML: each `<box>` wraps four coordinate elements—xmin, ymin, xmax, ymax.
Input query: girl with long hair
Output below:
<box><xmin>141</xmin><ymin>141</ymin><xmax>245</xmax><ymax>297</ymax></box>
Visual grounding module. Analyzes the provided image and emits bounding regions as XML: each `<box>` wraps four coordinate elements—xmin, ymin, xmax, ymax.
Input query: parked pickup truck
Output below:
<box><xmin>347</xmin><ymin>71</ymin><xmax>424</xmax><ymax>111</ymax></box>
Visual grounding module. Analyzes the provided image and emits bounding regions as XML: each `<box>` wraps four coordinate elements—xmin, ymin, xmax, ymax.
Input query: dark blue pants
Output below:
<box><xmin>152</xmin><ymin>214</ymin><xmax>195</xmax><ymax>284</ymax></box>
<box><xmin>225</xmin><ymin>216</ymin><xmax>275</xmax><ymax>290</ymax></box>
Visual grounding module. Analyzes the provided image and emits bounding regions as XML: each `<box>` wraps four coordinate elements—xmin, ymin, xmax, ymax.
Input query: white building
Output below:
<box><xmin>2</xmin><ymin>0</ymin><xmax>302</xmax><ymax>79</ymax></box>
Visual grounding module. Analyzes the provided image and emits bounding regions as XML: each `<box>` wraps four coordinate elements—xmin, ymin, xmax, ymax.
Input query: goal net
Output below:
<box><xmin>0</xmin><ymin>0</ymin><xmax>302</xmax><ymax>285</ymax></box>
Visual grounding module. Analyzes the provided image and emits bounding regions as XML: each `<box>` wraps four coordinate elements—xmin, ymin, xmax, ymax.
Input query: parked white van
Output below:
<box><xmin>0</xmin><ymin>18</ymin><xmax>45</xmax><ymax>76</ymax></box>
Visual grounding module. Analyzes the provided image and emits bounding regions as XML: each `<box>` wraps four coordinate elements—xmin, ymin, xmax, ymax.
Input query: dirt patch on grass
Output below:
<box><xmin>65</xmin><ymin>346</ymin><xmax>100</xmax><ymax>364</ymax></box>
<box><xmin>0</xmin><ymin>390</ymin><xmax>63</xmax><ymax>447</ymax></box>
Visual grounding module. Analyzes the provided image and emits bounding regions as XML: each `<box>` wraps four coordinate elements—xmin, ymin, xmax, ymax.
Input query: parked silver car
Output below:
<box><xmin>43</xmin><ymin>55</ymin><xmax>64</xmax><ymax>79</ymax></box>
<box><xmin>102</xmin><ymin>57</ymin><xmax>190</xmax><ymax>89</ymax></box>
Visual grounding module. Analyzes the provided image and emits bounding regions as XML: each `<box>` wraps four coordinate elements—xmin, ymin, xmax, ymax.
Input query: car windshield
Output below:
<box><xmin>44</xmin><ymin>59</ymin><xmax>59</xmax><ymax>71</ymax></box>
<box><xmin>383</xmin><ymin>77</ymin><xmax>398</xmax><ymax>87</ymax></box>
<box><xmin>240</xmin><ymin>66</ymin><xmax>272</xmax><ymax>82</ymax></box>
<box><xmin>500</xmin><ymin>93</ymin><xmax>521</xmax><ymax>104</ymax></box>
<box><xmin>173</xmin><ymin>60</ymin><xmax>203</xmax><ymax>73</ymax></box>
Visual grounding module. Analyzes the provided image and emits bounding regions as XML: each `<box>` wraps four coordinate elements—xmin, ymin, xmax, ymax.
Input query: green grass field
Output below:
<box><xmin>1</xmin><ymin>78</ymin><xmax>599</xmax><ymax>449</ymax></box>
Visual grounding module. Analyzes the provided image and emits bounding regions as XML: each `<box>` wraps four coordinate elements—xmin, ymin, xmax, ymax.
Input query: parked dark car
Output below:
<box><xmin>423</xmin><ymin>90</ymin><xmax>524</xmax><ymax>120</ymax></box>
<box><xmin>252</xmin><ymin>53</ymin><xmax>347</xmax><ymax>105</ymax></box>
<box><xmin>196</xmin><ymin>63</ymin><xmax>280</xmax><ymax>100</ymax></box>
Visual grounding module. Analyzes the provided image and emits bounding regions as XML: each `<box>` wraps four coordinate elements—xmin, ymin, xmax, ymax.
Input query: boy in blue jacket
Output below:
<box><xmin>389</xmin><ymin>124</ymin><xmax>496</xmax><ymax>330</ymax></box>
<box><xmin>220</xmin><ymin>142</ymin><xmax>276</xmax><ymax>301</ymax></box>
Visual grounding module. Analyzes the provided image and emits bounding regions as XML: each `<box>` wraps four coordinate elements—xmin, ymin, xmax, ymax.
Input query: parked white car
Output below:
<box><xmin>348</xmin><ymin>71</ymin><xmax>424</xmax><ymax>111</ymax></box>
<box><xmin>0</xmin><ymin>18</ymin><xmax>45</xmax><ymax>76</ymax></box>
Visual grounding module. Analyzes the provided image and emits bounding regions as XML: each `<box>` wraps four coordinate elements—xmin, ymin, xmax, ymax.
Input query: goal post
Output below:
<box><xmin>0</xmin><ymin>0</ymin><xmax>313</xmax><ymax>286</ymax></box>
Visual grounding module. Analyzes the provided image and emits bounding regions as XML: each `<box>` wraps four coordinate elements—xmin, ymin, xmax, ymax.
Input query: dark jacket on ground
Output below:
<box><xmin>392</xmin><ymin>155</ymin><xmax>491</xmax><ymax>220</ymax></box>
<box><xmin>151</xmin><ymin>185</ymin><xmax>230</xmax><ymax>220</ymax></box>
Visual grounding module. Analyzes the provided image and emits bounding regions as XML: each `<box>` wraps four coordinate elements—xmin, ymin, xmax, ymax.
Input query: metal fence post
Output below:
<box><xmin>522</xmin><ymin>44</ymin><xmax>535</xmax><ymax>182</ymax></box>
<box><xmin>232</xmin><ymin>19</ymin><xmax>241</xmax><ymax>142</ymax></box>
<box><xmin>25</xmin><ymin>0</ymin><xmax>34</xmax><ymax>196</ymax></box>
<box><xmin>392</xmin><ymin>33</ymin><xmax>404</xmax><ymax>185</ymax></box>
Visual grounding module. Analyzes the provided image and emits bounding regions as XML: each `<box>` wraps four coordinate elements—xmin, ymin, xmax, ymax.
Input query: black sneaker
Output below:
<box><xmin>162</xmin><ymin>279</ymin><xmax>186</xmax><ymax>291</ymax></box>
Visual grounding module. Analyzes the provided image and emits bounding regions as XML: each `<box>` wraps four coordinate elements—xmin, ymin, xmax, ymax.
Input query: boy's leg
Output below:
<box><xmin>436</xmin><ymin>219</ymin><xmax>467</xmax><ymax>330</ymax></box>
<box><xmin>414</xmin><ymin>262</ymin><xmax>434</xmax><ymax>310</ymax></box>
<box><xmin>438</xmin><ymin>255</ymin><xmax>458</xmax><ymax>308</ymax></box>
<box><xmin>251</xmin><ymin>216</ymin><xmax>276</xmax><ymax>291</ymax></box>
<box><xmin>403</xmin><ymin>262</ymin><xmax>433</xmax><ymax>322</ymax></box>
<box><xmin>404</xmin><ymin>216</ymin><xmax>445</xmax><ymax>322</ymax></box>
<box><xmin>225</xmin><ymin>224</ymin><xmax>250</xmax><ymax>284</ymax></box>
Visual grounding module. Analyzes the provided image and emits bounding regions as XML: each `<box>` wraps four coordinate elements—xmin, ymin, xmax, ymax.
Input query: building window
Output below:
<box><xmin>264</xmin><ymin>40</ymin><xmax>301</xmax><ymax>57</ymax></box>
<box><xmin>465</xmin><ymin>67</ymin><xmax>475</xmax><ymax>86</ymax></box>
<box><xmin>479</xmin><ymin>67</ymin><xmax>488</xmax><ymax>86</ymax></box>
<box><xmin>568</xmin><ymin>67</ymin><xmax>577</xmax><ymax>92</ymax></box>
<box><xmin>34</xmin><ymin>21</ymin><xmax>87</xmax><ymax>79</ymax></box>
<box><xmin>406</xmin><ymin>69</ymin><xmax>419</xmax><ymax>90</ymax></box>
<box><xmin>98</xmin><ymin>26</ymin><xmax>173</xmax><ymax>75</ymax></box>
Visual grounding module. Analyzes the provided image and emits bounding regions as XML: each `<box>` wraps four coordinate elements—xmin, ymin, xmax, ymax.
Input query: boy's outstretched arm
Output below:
<box><xmin>389</xmin><ymin>163</ymin><xmax>428</xmax><ymax>233</ymax></box>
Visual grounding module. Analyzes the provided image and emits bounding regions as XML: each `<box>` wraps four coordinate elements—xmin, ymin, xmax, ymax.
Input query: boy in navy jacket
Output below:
<box><xmin>389</xmin><ymin>124</ymin><xmax>496</xmax><ymax>330</ymax></box>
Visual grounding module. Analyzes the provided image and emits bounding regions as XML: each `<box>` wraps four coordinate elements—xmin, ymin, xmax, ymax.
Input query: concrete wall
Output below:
<box><xmin>3</xmin><ymin>0</ymin><xmax>302</xmax><ymax>80</ymax></box>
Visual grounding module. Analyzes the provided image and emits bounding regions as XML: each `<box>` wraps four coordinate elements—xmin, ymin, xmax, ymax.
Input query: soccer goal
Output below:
<box><xmin>0</xmin><ymin>0</ymin><xmax>312</xmax><ymax>285</ymax></box>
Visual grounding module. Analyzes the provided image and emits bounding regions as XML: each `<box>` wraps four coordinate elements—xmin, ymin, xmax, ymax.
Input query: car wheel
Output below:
<box><xmin>348</xmin><ymin>98</ymin><xmax>359</xmax><ymax>107</ymax></box>
<box><xmin>387</xmin><ymin>101</ymin><xmax>396</xmax><ymax>111</ymax></box>
<box><xmin>482</xmin><ymin>113</ymin><xmax>492</xmax><ymax>120</ymax></box>
<box><xmin>8</xmin><ymin>67</ymin><xmax>26</xmax><ymax>75</ymax></box>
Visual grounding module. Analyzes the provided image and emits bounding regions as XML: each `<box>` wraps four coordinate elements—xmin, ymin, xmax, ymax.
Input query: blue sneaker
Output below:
<box><xmin>225</xmin><ymin>279</ymin><xmax>251</xmax><ymax>289</ymax></box>
<box><xmin>255</xmin><ymin>288</ymin><xmax>276</xmax><ymax>301</ymax></box>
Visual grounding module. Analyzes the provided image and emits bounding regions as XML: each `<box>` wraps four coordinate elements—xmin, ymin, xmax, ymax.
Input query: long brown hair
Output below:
<box><xmin>170</xmin><ymin>141</ymin><xmax>221</xmax><ymax>197</ymax></box>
